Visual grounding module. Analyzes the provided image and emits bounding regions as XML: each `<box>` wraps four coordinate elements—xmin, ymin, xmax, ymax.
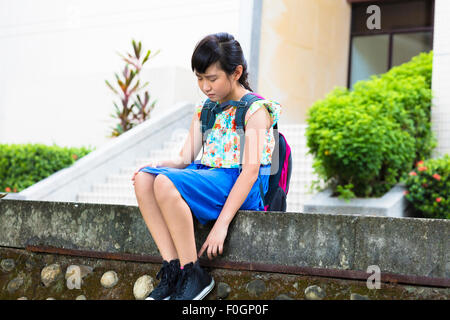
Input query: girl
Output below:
<box><xmin>131</xmin><ymin>32</ymin><xmax>281</xmax><ymax>300</ymax></box>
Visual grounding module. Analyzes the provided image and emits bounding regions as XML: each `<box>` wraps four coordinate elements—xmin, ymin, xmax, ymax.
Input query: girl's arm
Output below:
<box><xmin>159</xmin><ymin>110</ymin><xmax>203</xmax><ymax>169</ymax></box>
<box><xmin>199</xmin><ymin>106</ymin><xmax>271</xmax><ymax>259</ymax></box>
<box><xmin>217</xmin><ymin>106</ymin><xmax>270</xmax><ymax>225</ymax></box>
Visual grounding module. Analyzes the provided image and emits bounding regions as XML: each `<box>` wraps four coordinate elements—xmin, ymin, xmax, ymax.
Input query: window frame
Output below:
<box><xmin>346</xmin><ymin>0</ymin><xmax>435</xmax><ymax>89</ymax></box>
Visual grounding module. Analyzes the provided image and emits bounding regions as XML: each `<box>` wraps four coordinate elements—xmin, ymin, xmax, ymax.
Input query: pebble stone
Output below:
<box><xmin>1</xmin><ymin>259</ymin><xmax>15</xmax><ymax>272</ymax></box>
<box><xmin>76</xmin><ymin>295</ymin><xmax>87</xmax><ymax>300</ymax></box>
<box><xmin>216</xmin><ymin>282</ymin><xmax>231</xmax><ymax>299</ymax></box>
<box><xmin>79</xmin><ymin>265</ymin><xmax>94</xmax><ymax>278</ymax></box>
<box><xmin>133</xmin><ymin>275</ymin><xmax>154</xmax><ymax>300</ymax></box>
<box><xmin>350</xmin><ymin>293</ymin><xmax>370</xmax><ymax>300</ymax></box>
<box><xmin>66</xmin><ymin>265</ymin><xmax>82</xmax><ymax>290</ymax></box>
<box><xmin>304</xmin><ymin>285</ymin><xmax>326</xmax><ymax>300</ymax></box>
<box><xmin>65</xmin><ymin>265</ymin><xmax>92</xmax><ymax>290</ymax></box>
<box><xmin>100</xmin><ymin>271</ymin><xmax>119</xmax><ymax>288</ymax></box>
<box><xmin>46</xmin><ymin>297</ymin><xmax>56</xmax><ymax>300</ymax></box>
<box><xmin>275</xmin><ymin>294</ymin><xmax>294</xmax><ymax>300</ymax></box>
<box><xmin>7</xmin><ymin>277</ymin><xmax>24</xmax><ymax>293</ymax></box>
<box><xmin>246</xmin><ymin>279</ymin><xmax>266</xmax><ymax>297</ymax></box>
<box><xmin>17</xmin><ymin>297</ymin><xmax>28</xmax><ymax>300</ymax></box>
<box><xmin>41</xmin><ymin>264</ymin><xmax>62</xmax><ymax>287</ymax></box>
<box><xmin>25</xmin><ymin>258</ymin><xmax>36</xmax><ymax>271</ymax></box>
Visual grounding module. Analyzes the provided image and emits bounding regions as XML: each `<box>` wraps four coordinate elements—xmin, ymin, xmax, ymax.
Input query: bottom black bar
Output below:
<box><xmin>1</xmin><ymin>300</ymin><xmax>448</xmax><ymax>319</ymax></box>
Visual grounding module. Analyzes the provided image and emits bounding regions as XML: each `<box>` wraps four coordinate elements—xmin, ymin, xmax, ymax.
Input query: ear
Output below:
<box><xmin>233</xmin><ymin>65</ymin><xmax>243</xmax><ymax>81</ymax></box>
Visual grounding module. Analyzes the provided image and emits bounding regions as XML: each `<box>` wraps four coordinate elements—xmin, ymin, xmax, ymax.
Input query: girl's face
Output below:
<box><xmin>195</xmin><ymin>62</ymin><xmax>243</xmax><ymax>104</ymax></box>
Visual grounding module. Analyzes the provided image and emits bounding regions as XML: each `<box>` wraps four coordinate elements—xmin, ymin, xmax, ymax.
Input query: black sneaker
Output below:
<box><xmin>169</xmin><ymin>260</ymin><xmax>215</xmax><ymax>300</ymax></box>
<box><xmin>145</xmin><ymin>259</ymin><xmax>180</xmax><ymax>300</ymax></box>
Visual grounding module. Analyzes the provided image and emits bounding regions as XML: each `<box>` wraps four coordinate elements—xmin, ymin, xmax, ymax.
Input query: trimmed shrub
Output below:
<box><xmin>0</xmin><ymin>143</ymin><xmax>94</xmax><ymax>193</ymax></box>
<box><xmin>306</xmin><ymin>51</ymin><xmax>436</xmax><ymax>200</ymax></box>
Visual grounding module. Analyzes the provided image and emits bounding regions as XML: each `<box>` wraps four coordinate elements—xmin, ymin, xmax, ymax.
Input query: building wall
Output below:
<box><xmin>431</xmin><ymin>0</ymin><xmax>450</xmax><ymax>158</ymax></box>
<box><xmin>257</xmin><ymin>0</ymin><xmax>351</xmax><ymax>124</ymax></box>
<box><xmin>0</xmin><ymin>0</ymin><xmax>247</xmax><ymax>148</ymax></box>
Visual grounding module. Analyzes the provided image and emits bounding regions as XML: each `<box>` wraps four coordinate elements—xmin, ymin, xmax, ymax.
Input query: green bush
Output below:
<box><xmin>0</xmin><ymin>143</ymin><xmax>94</xmax><ymax>193</ymax></box>
<box><xmin>401</xmin><ymin>154</ymin><xmax>449</xmax><ymax>219</ymax></box>
<box><xmin>306</xmin><ymin>51</ymin><xmax>436</xmax><ymax>200</ymax></box>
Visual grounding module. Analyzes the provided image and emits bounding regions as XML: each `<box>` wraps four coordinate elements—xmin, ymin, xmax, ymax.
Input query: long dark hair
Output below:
<box><xmin>191</xmin><ymin>32</ymin><xmax>252</xmax><ymax>91</ymax></box>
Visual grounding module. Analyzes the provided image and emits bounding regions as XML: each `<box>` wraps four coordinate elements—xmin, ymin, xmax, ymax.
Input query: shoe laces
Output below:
<box><xmin>156</xmin><ymin>261</ymin><xmax>179</xmax><ymax>289</ymax></box>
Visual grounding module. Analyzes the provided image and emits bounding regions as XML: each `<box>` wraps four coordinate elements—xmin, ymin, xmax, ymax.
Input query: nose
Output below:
<box><xmin>202</xmin><ymin>82</ymin><xmax>211</xmax><ymax>92</ymax></box>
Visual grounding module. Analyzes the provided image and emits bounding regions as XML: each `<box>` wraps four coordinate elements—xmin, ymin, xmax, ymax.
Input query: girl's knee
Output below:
<box><xmin>154</xmin><ymin>175</ymin><xmax>178</xmax><ymax>202</ymax></box>
<box><xmin>134</xmin><ymin>171</ymin><xmax>155</xmax><ymax>192</ymax></box>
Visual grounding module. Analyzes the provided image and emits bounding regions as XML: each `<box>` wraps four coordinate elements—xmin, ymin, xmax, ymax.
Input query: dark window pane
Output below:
<box><xmin>392</xmin><ymin>31</ymin><xmax>433</xmax><ymax>66</ymax></box>
<box><xmin>352</xmin><ymin>0</ymin><xmax>433</xmax><ymax>34</ymax></box>
<box><xmin>350</xmin><ymin>35</ymin><xmax>389</xmax><ymax>89</ymax></box>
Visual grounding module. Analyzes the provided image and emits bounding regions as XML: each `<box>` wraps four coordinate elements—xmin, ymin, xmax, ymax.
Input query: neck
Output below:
<box><xmin>218</xmin><ymin>87</ymin><xmax>250</xmax><ymax>105</ymax></box>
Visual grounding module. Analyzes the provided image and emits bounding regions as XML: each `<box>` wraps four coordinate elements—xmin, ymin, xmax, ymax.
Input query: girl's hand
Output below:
<box><xmin>198</xmin><ymin>223</ymin><xmax>228</xmax><ymax>260</ymax></box>
<box><xmin>131</xmin><ymin>160</ymin><xmax>162</xmax><ymax>185</ymax></box>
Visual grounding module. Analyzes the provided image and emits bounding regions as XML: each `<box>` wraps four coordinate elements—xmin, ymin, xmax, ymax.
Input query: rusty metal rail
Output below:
<box><xmin>25</xmin><ymin>244</ymin><xmax>450</xmax><ymax>288</ymax></box>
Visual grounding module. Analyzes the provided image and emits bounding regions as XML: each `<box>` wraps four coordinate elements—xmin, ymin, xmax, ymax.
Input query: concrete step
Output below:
<box><xmin>162</xmin><ymin>140</ymin><xmax>185</xmax><ymax>150</ymax></box>
<box><xmin>133</xmin><ymin>157</ymin><xmax>163</xmax><ymax>167</ymax></box>
<box><xmin>121</xmin><ymin>166</ymin><xmax>142</xmax><ymax>175</ymax></box>
<box><xmin>91</xmin><ymin>183</ymin><xmax>135</xmax><ymax>194</ymax></box>
<box><xmin>149</xmin><ymin>149</ymin><xmax>180</xmax><ymax>159</ymax></box>
<box><xmin>77</xmin><ymin>192</ymin><xmax>138</xmax><ymax>206</ymax></box>
<box><xmin>107</xmin><ymin>174</ymin><xmax>136</xmax><ymax>185</ymax></box>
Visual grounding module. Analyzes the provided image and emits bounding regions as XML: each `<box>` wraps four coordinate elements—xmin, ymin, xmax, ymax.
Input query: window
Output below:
<box><xmin>347</xmin><ymin>0</ymin><xmax>434</xmax><ymax>89</ymax></box>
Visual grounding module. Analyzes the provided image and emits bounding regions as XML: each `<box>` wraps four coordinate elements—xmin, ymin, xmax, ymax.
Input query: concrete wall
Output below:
<box><xmin>1</xmin><ymin>198</ymin><xmax>448</xmax><ymax>281</ymax></box>
<box><xmin>257</xmin><ymin>0</ymin><xmax>351</xmax><ymax>124</ymax></box>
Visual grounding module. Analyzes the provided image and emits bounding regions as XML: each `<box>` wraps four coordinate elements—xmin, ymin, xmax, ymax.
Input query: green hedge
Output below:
<box><xmin>0</xmin><ymin>143</ymin><xmax>94</xmax><ymax>193</ymax></box>
<box><xmin>306</xmin><ymin>51</ymin><xmax>437</xmax><ymax>200</ymax></box>
<box><xmin>402</xmin><ymin>154</ymin><xmax>449</xmax><ymax>219</ymax></box>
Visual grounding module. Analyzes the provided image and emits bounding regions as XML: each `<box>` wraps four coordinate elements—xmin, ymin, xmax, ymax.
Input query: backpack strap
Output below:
<box><xmin>200</xmin><ymin>98</ymin><xmax>249</xmax><ymax>145</ymax></box>
<box><xmin>234</xmin><ymin>93</ymin><xmax>264</xmax><ymax>173</ymax></box>
<box><xmin>199</xmin><ymin>93</ymin><xmax>267</xmax><ymax>208</ymax></box>
<box><xmin>200</xmin><ymin>99</ymin><xmax>218</xmax><ymax>145</ymax></box>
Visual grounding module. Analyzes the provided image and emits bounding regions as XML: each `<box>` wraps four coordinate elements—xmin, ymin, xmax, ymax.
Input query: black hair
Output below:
<box><xmin>191</xmin><ymin>32</ymin><xmax>252</xmax><ymax>91</ymax></box>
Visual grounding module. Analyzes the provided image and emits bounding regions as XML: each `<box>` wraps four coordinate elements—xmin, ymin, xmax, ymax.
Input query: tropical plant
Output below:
<box><xmin>105</xmin><ymin>39</ymin><xmax>159</xmax><ymax>137</ymax></box>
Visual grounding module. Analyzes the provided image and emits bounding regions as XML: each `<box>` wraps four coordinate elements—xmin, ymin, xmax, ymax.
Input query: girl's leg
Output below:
<box><xmin>153</xmin><ymin>174</ymin><xmax>198</xmax><ymax>267</ymax></box>
<box><xmin>134</xmin><ymin>171</ymin><xmax>178</xmax><ymax>262</ymax></box>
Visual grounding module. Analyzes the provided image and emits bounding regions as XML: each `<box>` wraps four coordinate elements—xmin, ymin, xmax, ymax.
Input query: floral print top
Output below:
<box><xmin>195</xmin><ymin>99</ymin><xmax>282</xmax><ymax>168</ymax></box>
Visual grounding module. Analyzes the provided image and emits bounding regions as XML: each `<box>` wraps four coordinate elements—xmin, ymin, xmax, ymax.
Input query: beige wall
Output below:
<box><xmin>257</xmin><ymin>0</ymin><xmax>351</xmax><ymax>124</ymax></box>
<box><xmin>431</xmin><ymin>0</ymin><xmax>450</xmax><ymax>158</ymax></box>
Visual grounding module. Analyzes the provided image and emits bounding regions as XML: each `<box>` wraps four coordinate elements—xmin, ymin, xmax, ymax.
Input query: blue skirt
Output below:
<box><xmin>138</xmin><ymin>160</ymin><xmax>271</xmax><ymax>225</ymax></box>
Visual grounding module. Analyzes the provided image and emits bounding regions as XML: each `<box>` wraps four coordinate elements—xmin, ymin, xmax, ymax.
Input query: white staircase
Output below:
<box><xmin>77</xmin><ymin>124</ymin><xmax>324</xmax><ymax>212</ymax></box>
<box><xmin>278</xmin><ymin>124</ymin><xmax>325</xmax><ymax>212</ymax></box>
<box><xmin>77</xmin><ymin>131</ymin><xmax>188</xmax><ymax>206</ymax></box>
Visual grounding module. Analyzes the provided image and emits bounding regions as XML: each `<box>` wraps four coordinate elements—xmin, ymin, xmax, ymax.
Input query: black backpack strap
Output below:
<box><xmin>235</xmin><ymin>93</ymin><xmax>264</xmax><ymax>172</ymax></box>
<box><xmin>200</xmin><ymin>99</ymin><xmax>218</xmax><ymax>143</ymax></box>
<box><xmin>200</xmin><ymin>98</ymin><xmax>246</xmax><ymax>144</ymax></box>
